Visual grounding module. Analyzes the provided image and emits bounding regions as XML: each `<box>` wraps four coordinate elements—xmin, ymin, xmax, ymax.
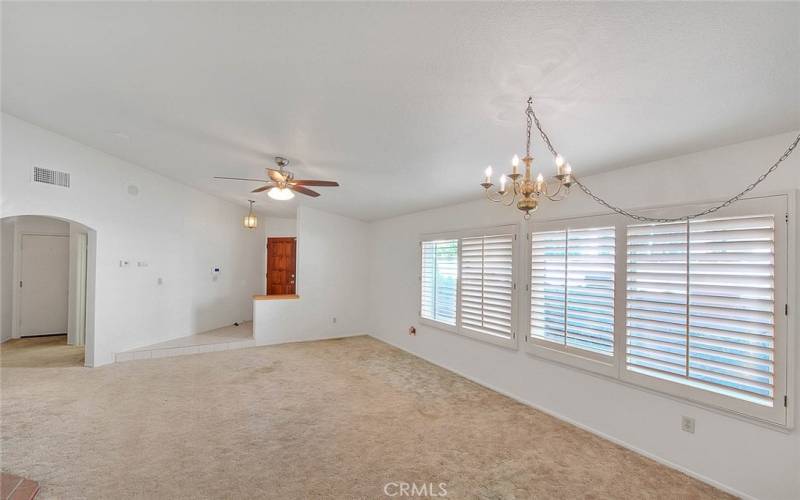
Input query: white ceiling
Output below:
<box><xmin>3</xmin><ymin>2</ymin><xmax>799</xmax><ymax>221</ymax></box>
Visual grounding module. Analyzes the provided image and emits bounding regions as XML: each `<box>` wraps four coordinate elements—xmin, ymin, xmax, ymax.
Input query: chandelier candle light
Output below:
<box><xmin>482</xmin><ymin>97</ymin><xmax>800</xmax><ymax>222</ymax></box>
<box><xmin>481</xmin><ymin>97</ymin><xmax>573</xmax><ymax>219</ymax></box>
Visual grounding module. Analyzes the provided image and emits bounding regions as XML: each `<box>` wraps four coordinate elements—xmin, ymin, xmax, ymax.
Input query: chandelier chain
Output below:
<box><xmin>525</xmin><ymin>98</ymin><xmax>534</xmax><ymax>158</ymax></box>
<box><xmin>527</xmin><ymin>99</ymin><xmax>800</xmax><ymax>223</ymax></box>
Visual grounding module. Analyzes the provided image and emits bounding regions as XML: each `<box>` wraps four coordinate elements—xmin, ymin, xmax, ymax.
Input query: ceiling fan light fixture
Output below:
<box><xmin>268</xmin><ymin>187</ymin><xmax>295</xmax><ymax>201</ymax></box>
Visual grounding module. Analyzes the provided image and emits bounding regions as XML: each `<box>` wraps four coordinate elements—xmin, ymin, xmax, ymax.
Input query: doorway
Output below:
<box><xmin>2</xmin><ymin>215</ymin><xmax>96</xmax><ymax>367</ymax></box>
<box><xmin>19</xmin><ymin>233</ymin><xmax>69</xmax><ymax>336</ymax></box>
<box><xmin>266</xmin><ymin>237</ymin><xmax>296</xmax><ymax>295</ymax></box>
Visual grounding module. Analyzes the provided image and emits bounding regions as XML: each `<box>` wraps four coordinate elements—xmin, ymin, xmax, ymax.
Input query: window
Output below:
<box><xmin>419</xmin><ymin>225</ymin><xmax>518</xmax><ymax>348</ymax></box>
<box><xmin>461</xmin><ymin>233</ymin><xmax>515</xmax><ymax>342</ymax></box>
<box><xmin>530</xmin><ymin>226</ymin><xmax>615</xmax><ymax>357</ymax></box>
<box><xmin>524</xmin><ymin>195</ymin><xmax>789</xmax><ymax>425</ymax></box>
<box><xmin>626</xmin><ymin>214</ymin><xmax>777</xmax><ymax>407</ymax></box>
<box><xmin>420</xmin><ymin>239</ymin><xmax>458</xmax><ymax>326</ymax></box>
<box><xmin>419</xmin><ymin>195</ymin><xmax>790</xmax><ymax>426</ymax></box>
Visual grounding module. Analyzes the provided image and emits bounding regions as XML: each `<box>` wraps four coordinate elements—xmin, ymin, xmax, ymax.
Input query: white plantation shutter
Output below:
<box><xmin>420</xmin><ymin>239</ymin><xmax>458</xmax><ymax>326</ymax></box>
<box><xmin>626</xmin><ymin>221</ymin><xmax>688</xmax><ymax>377</ymax></box>
<box><xmin>687</xmin><ymin>215</ymin><xmax>775</xmax><ymax>406</ymax></box>
<box><xmin>626</xmin><ymin>215</ymin><xmax>776</xmax><ymax>407</ymax></box>
<box><xmin>460</xmin><ymin>233</ymin><xmax>514</xmax><ymax>340</ymax></box>
<box><xmin>566</xmin><ymin>227</ymin><xmax>615</xmax><ymax>355</ymax></box>
<box><xmin>530</xmin><ymin>226</ymin><xmax>615</xmax><ymax>356</ymax></box>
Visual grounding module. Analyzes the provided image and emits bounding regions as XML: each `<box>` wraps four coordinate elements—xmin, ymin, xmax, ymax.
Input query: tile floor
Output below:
<box><xmin>115</xmin><ymin>322</ymin><xmax>255</xmax><ymax>362</ymax></box>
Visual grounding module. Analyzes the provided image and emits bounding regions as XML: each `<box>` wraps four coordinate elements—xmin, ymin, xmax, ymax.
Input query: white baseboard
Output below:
<box><xmin>370</xmin><ymin>334</ymin><xmax>754</xmax><ymax>500</ymax></box>
<box><xmin>255</xmin><ymin>331</ymin><xmax>367</xmax><ymax>347</ymax></box>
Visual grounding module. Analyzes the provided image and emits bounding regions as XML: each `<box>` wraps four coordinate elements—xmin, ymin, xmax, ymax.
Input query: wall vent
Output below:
<box><xmin>33</xmin><ymin>166</ymin><xmax>70</xmax><ymax>188</ymax></box>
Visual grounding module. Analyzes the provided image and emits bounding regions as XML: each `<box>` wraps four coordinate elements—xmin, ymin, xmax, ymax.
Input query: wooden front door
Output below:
<box><xmin>266</xmin><ymin>237</ymin><xmax>296</xmax><ymax>295</ymax></box>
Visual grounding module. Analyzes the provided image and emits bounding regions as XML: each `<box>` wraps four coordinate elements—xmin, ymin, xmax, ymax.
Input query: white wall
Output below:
<box><xmin>1</xmin><ymin>113</ymin><xmax>266</xmax><ymax>365</ymax></box>
<box><xmin>265</xmin><ymin>216</ymin><xmax>296</xmax><ymax>238</ymax></box>
<box><xmin>367</xmin><ymin>130</ymin><xmax>800</xmax><ymax>500</ymax></box>
<box><xmin>254</xmin><ymin>206</ymin><xmax>368</xmax><ymax>344</ymax></box>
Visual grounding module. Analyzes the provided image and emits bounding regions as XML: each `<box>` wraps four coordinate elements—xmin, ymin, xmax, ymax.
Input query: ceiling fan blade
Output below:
<box><xmin>214</xmin><ymin>176</ymin><xmax>266</xmax><ymax>182</ymax></box>
<box><xmin>251</xmin><ymin>184</ymin><xmax>274</xmax><ymax>193</ymax></box>
<box><xmin>290</xmin><ymin>180</ymin><xmax>340</xmax><ymax>187</ymax></box>
<box><xmin>267</xmin><ymin>168</ymin><xmax>285</xmax><ymax>183</ymax></box>
<box><xmin>291</xmin><ymin>185</ymin><xmax>320</xmax><ymax>197</ymax></box>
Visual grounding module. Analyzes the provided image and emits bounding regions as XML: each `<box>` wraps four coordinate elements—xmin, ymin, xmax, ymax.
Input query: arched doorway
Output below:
<box><xmin>1</xmin><ymin>214</ymin><xmax>97</xmax><ymax>367</ymax></box>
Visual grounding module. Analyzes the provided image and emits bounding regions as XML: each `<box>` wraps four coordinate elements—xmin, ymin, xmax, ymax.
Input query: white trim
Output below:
<box><xmin>785</xmin><ymin>189</ymin><xmax>797</xmax><ymax>429</ymax></box>
<box><xmin>255</xmin><ymin>332</ymin><xmax>369</xmax><ymax>347</ymax></box>
<box><xmin>372</xmin><ymin>334</ymin><xmax>754</xmax><ymax>500</ymax></box>
<box><xmin>525</xmin><ymin>213</ymin><xmax>622</xmax><ymax>376</ymax></box>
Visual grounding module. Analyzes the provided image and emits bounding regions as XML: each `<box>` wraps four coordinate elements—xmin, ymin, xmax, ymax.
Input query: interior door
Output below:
<box><xmin>19</xmin><ymin>234</ymin><xmax>70</xmax><ymax>336</ymax></box>
<box><xmin>267</xmin><ymin>237</ymin><xmax>296</xmax><ymax>295</ymax></box>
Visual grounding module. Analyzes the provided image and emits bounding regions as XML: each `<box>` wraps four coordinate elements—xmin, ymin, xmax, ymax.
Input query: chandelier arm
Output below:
<box><xmin>527</xmin><ymin>95</ymin><xmax>800</xmax><ymax>222</ymax></box>
<box><xmin>547</xmin><ymin>188</ymin><xmax>570</xmax><ymax>202</ymax></box>
<box><xmin>485</xmin><ymin>189</ymin><xmax>504</xmax><ymax>203</ymax></box>
<box><xmin>545</xmin><ymin>181</ymin><xmax>566</xmax><ymax>201</ymax></box>
<box><xmin>485</xmin><ymin>187</ymin><xmax>517</xmax><ymax>206</ymax></box>
<box><xmin>502</xmin><ymin>191</ymin><xmax>517</xmax><ymax>206</ymax></box>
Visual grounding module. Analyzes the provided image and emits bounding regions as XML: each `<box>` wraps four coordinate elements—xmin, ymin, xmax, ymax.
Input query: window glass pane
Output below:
<box><xmin>421</xmin><ymin>239</ymin><xmax>457</xmax><ymax>325</ymax></box>
<box><xmin>531</xmin><ymin>230</ymin><xmax>566</xmax><ymax>344</ymax></box>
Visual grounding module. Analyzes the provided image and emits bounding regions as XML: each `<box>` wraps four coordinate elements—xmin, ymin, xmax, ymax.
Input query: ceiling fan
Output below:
<box><xmin>214</xmin><ymin>156</ymin><xmax>339</xmax><ymax>200</ymax></box>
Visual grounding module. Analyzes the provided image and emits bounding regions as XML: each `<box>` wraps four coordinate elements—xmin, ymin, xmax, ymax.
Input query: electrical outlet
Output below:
<box><xmin>681</xmin><ymin>416</ymin><xmax>695</xmax><ymax>434</ymax></box>
<box><xmin>332</xmin><ymin>317</ymin><xmax>337</xmax><ymax>324</ymax></box>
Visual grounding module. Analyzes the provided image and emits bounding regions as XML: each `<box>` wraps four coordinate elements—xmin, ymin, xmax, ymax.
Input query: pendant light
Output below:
<box><xmin>243</xmin><ymin>200</ymin><xmax>258</xmax><ymax>229</ymax></box>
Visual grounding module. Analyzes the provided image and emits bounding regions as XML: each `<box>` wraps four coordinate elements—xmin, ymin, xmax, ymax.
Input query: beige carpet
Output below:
<box><xmin>1</xmin><ymin>335</ymin><xmax>731</xmax><ymax>499</ymax></box>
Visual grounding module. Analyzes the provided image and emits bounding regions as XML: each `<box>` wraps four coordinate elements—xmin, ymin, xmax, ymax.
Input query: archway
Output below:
<box><xmin>1</xmin><ymin>214</ymin><xmax>97</xmax><ymax>367</ymax></box>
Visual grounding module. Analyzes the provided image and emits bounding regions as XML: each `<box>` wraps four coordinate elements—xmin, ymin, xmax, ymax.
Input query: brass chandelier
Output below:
<box><xmin>482</xmin><ymin>96</ymin><xmax>800</xmax><ymax>222</ymax></box>
<box><xmin>481</xmin><ymin>97</ymin><xmax>572</xmax><ymax>219</ymax></box>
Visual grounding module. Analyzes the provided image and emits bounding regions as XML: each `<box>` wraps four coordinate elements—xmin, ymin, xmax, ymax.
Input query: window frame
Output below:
<box><xmin>619</xmin><ymin>195</ymin><xmax>790</xmax><ymax>426</ymax></box>
<box><xmin>419</xmin><ymin>224</ymin><xmax>521</xmax><ymax>349</ymax></box>
<box><xmin>419</xmin><ymin>238</ymin><xmax>459</xmax><ymax>329</ymax></box>
<box><xmin>524</xmin><ymin>213</ymin><xmax>623</xmax><ymax>377</ymax></box>
<box><xmin>522</xmin><ymin>193</ymin><xmax>793</xmax><ymax>428</ymax></box>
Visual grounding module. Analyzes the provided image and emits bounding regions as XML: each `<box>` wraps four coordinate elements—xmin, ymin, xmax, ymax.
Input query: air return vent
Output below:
<box><xmin>33</xmin><ymin>166</ymin><xmax>70</xmax><ymax>188</ymax></box>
